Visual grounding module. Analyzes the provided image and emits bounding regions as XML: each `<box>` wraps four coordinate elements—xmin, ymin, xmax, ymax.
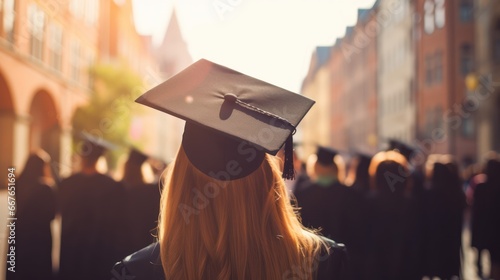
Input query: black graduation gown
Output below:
<box><xmin>122</xmin><ymin>183</ymin><xmax>161</xmax><ymax>256</ymax></box>
<box><xmin>472</xmin><ymin>181</ymin><xmax>500</xmax><ymax>261</ymax></box>
<box><xmin>294</xmin><ymin>180</ymin><xmax>353</xmax><ymax>244</ymax></box>
<box><xmin>422</xmin><ymin>187</ymin><xmax>465</xmax><ymax>278</ymax></box>
<box><xmin>58</xmin><ymin>173</ymin><xmax>127</xmax><ymax>280</ymax></box>
<box><xmin>6</xmin><ymin>181</ymin><xmax>56</xmax><ymax>280</ymax></box>
<box><xmin>111</xmin><ymin>237</ymin><xmax>347</xmax><ymax>280</ymax></box>
<box><xmin>471</xmin><ymin>181</ymin><xmax>490</xmax><ymax>251</ymax></box>
<box><xmin>363</xmin><ymin>192</ymin><xmax>420</xmax><ymax>280</ymax></box>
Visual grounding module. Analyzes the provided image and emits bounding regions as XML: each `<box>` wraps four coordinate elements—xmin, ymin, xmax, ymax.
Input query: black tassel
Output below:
<box><xmin>282</xmin><ymin>134</ymin><xmax>295</xmax><ymax>180</ymax></box>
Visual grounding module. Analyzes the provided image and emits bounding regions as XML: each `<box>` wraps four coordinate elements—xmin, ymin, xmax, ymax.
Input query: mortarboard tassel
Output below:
<box><xmin>282</xmin><ymin>134</ymin><xmax>295</xmax><ymax>180</ymax></box>
<box><xmin>224</xmin><ymin>93</ymin><xmax>296</xmax><ymax>180</ymax></box>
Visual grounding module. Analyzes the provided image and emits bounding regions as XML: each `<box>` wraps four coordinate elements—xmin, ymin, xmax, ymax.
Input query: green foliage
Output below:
<box><xmin>72</xmin><ymin>63</ymin><xmax>145</xmax><ymax>169</ymax></box>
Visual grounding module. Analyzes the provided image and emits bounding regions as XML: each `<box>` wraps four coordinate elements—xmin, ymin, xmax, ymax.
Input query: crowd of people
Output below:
<box><xmin>291</xmin><ymin>141</ymin><xmax>500</xmax><ymax>280</ymax></box>
<box><xmin>7</xmin><ymin>134</ymin><xmax>161</xmax><ymax>280</ymax></box>
<box><xmin>9</xmin><ymin>135</ymin><xmax>500</xmax><ymax>280</ymax></box>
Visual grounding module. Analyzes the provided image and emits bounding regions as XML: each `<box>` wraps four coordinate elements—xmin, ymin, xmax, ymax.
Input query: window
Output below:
<box><xmin>85</xmin><ymin>0</ymin><xmax>99</xmax><ymax>26</ymax></box>
<box><xmin>460</xmin><ymin>0</ymin><xmax>473</xmax><ymax>22</ymax></box>
<box><xmin>435</xmin><ymin>0</ymin><xmax>446</xmax><ymax>28</ymax></box>
<box><xmin>425</xmin><ymin>55</ymin><xmax>433</xmax><ymax>85</ymax></box>
<box><xmin>434</xmin><ymin>107</ymin><xmax>445</xmax><ymax>140</ymax></box>
<box><xmin>28</xmin><ymin>4</ymin><xmax>45</xmax><ymax>61</ymax></box>
<box><xmin>424</xmin><ymin>0</ymin><xmax>446</xmax><ymax>34</ymax></box>
<box><xmin>426</xmin><ymin>51</ymin><xmax>443</xmax><ymax>86</ymax></box>
<box><xmin>70</xmin><ymin>39</ymin><xmax>80</xmax><ymax>82</ymax></box>
<box><xmin>48</xmin><ymin>23</ymin><xmax>63</xmax><ymax>72</ymax></box>
<box><xmin>493</xmin><ymin>19</ymin><xmax>500</xmax><ymax>64</ymax></box>
<box><xmin>394</xmin><ymin>0</ymin><xmax>406</xmax><ymax>22</ymax></box>
<box><xmin>424</xmin><ymin>0</ymin><xmax>435</xmax><ymax>34</ymax></box>
<box><xmin>425</xmin><ymin>109</ymin><xmax>434</xmax><ymax>138</ymax></box>
<box><xmin>434</xmin><ymin>51</ymin><xmax>443</xmax><ymax>83</ymax></box>
<box><xmin>409</xmin><ymin>79</ymin><xmax>414</xmax><ymax>104</ymax></box>
<box><xmin>69</xmin><ymin>0</ymin><xmax>84</xmax><ymax>19</ymax></box>
<box><xmin>3</xmin><ymin>0</ymin><xmax>15</xmax><ymax>43</ymax></box>
<box><xmin>460</xmin><ymin>44</ymin><xmax>474</xmax><ymax>75</ymax></box>
<box><xmin>462</xmin><ymin>103</ymin><xmax>474</xmax><ymax>137</ymax></box>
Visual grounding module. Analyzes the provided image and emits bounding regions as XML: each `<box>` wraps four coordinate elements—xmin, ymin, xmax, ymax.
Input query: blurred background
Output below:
<box><xmin>0</xmin><ymin>0</ymin><xmax>498</xmax><ymax>279</ymax></box>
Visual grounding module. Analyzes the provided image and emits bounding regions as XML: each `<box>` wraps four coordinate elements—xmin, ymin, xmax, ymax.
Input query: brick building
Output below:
<box><xmin>414</xmin><ymin>0</ymin><xmax>476</xmax><ymax>164</ymax></box>
<box><xmin>301</xmin><ymin>3</ymin><xmax>379</xmax><ymax>155</ymax></box>
<box><xmin>0</xmin><ymin>0</ymin><xmax>165</xmax><ymax>177</ymax></box>
<box><xmin>0</xmin><ymin>0</ymin><xmax>101</xmax><ymax>177</ymax></box>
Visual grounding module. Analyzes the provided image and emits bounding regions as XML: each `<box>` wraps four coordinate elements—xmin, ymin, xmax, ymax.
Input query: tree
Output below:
<box><xmin>72</xmin><ymin>63</ymin><xmax>145</xmax><ymax>170</ymax></box>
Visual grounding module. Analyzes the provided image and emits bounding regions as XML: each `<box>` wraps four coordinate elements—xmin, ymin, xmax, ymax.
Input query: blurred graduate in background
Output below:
<box><xmin>471</xmin><ymin>153</ymin><xmax>500</xmax><ymax>279</ymax></box>
<box><xmin>422</xmin><ymin>155</ymin><xmax>466</xmax><ymax>279</ymax></box>
<box><xmin>6</xmin><ymin>150</ymin><xmax>56</xmax><ymax>280</ymax></box>
<box><xmin>58</xmin><ymin>133</ymin><xmax>127</xmax><ymax>280</ymax></box>
<box><xmin>364</xmin><ymin>150</ymin><xmax>420</xmax><ymax>280</ymax></box>
<box><xmin>120</xmin><ymin>148</ymin><xmax>161</xmax><ymax>255</ymax></box>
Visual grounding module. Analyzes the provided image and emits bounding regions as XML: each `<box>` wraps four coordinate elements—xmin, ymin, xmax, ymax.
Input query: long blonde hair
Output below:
<box><xmin>158</xmin><ymin>146</ymin><xmax>326</xmax><ymax>280</ymax></box>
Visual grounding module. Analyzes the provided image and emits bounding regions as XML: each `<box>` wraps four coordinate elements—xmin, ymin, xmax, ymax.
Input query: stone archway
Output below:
<box><xmin>29</xmin><ymin>90</ymin><xmax>61</xmax><ymax>166</ymax></box>
<box><xmin>0</xmin><ymin>72</ymin><xmax>15</xmax><ymax>183</ymax></box>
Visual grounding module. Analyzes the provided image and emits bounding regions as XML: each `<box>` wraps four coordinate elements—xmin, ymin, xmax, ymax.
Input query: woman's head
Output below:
<box><xmin>306</xmin><ymin>148</ymin><xmax>345</xmax><ymax>184</ymax></box>
<box><xmin>158</xmin><ymin>146</ymin><xmax>324</xmax><ymax>280</ymax></box>
<box><xmin>19</xmin><ymin>150</ymin><xmax>51</xmax><ymax>185</ymax></box>
<box><xmin>369</xmin><ymin>150</ymin><xmax>411</xmax><ymax>194</ymax></box>
<box><xmin>120</xmin><ymin>149</ymin><xmax>151</xmax><ymax>186</ymax></box>
<box><xmin>484</xmin><ymin>153</ymin><xmax>500</xmax><ymax>186</ymax></box>
<box><xmin>345</xmin><ymin>153</ymin><xmax>372</xmax><ymax>190</ymax></box>
<box><xmin>425</xmin><ymin>154</ymin><xmax>461</xmax><ymax>190</ymax></box>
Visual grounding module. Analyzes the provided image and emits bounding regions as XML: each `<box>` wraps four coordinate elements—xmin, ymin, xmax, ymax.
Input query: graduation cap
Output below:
<box><xmin>135</xmin><ymin>59</ymin><xmax>315</xmax><ymax>180</ymax></box>
<box><xmin>78</xmin><ymin>131</ymin><xmax>117</xmax><ymax>159</ymax></box>
<box><xmin>126</xmin><ymin>148</ymin><xmax>149</xmax><ymax>165</ymax></box>
<box><xmin>353</xmin><ymin>151</ymin><xmax>372</xmax><ymax>167</ymax></box>
<box><xmin>387</xmin><ymin>139</ymin><xmax>416</xmax><ymax>161</ymax></box>
<box><xmin>316</xmin><ymin>146</ymin><xmax>339</xmax><ymax>166</ymax></box>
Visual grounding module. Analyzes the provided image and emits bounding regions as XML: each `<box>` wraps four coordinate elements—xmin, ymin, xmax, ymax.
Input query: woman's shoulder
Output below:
<box><xmin>111</xmin><ymin>243</ymin><xmax>165</xmax><ymax>280</ymax></box>
<box><xmin>112</xmin><ymin>238</ymin><xmax>347</xmax><ymax>280</ymax></box>
<box><xmin>315</xmin><ymin>236</ymin><xmax>348</xmax><ymax>280</ymax></box>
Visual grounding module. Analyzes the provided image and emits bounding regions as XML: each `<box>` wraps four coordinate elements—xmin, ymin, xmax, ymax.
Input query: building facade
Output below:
<box><xmin>377</xmin><ymin>0</ymin><xmax>416</xmax><ymax>146</ymax></box>
<box><xmin>328</xmin><ymin>40</ymin><xmax>348</xmax><ymax>152</ymax></box>
<box><xmin>0</xmin><ymin>0</ymin><xmax>101</xmax><ymax>178</ymax></box>
<box><xmin>301</xmin><ymin>3</ymin><xmax>379</xmax><ymax>155</ymax></box>
<box><xmin>0</xmin><ymin>0</ymin><xmax>170</xmax><ymax>178</ymax></box>
<box><xmin>415</xmin><ymin>0</ymin><xmax>476</xmax><ymax>164</ymax></box>
<box><xmin>474</xmin><ymin>0</ymin><xmax>500</xmax><ymax>159</ymax></box>
<box><xmin>340</xmin><ymin>8</ymin><xmax>379</xmax><ymax>154</ymax></box>
<box><xmin>300</xmin><ymin>46</ymin><xmax>332</xmax><ymax>157</ymax></box>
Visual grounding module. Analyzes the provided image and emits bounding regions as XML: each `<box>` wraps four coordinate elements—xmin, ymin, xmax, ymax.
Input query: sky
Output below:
<box><xmin>131</xmin><ymin>0</ymin><xmax>377</xmax><ymax>93</ymax></box>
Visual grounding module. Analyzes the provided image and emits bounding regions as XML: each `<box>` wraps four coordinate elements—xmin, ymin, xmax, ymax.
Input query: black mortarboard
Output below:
<box><xmin>354</xmin><ymin>151</ymin><xmax>372</xmax><ymax>166</ymax></box>
<box><xmin>387</xmin><ymin>139</ymin><xmax>416</xmax><ymax>161</ymax></box>
<box><xmin>126</xmin><ymin>148</ymin><xmax>149</xmax><ymax>165</ymax></box>
<box><xmin>135</xmin><ymin>59</ymin><xmax>315</xmax><ymax>180</ymax></box>
<box><xmin>316</xmin><ymin>146</ymin><xmax>338</xmax><ymax>166</ymax></box>
<box><xmin>78</xmin><ymin>132</ymin><xmax>116</xmax><ymax>159</ymax></box>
